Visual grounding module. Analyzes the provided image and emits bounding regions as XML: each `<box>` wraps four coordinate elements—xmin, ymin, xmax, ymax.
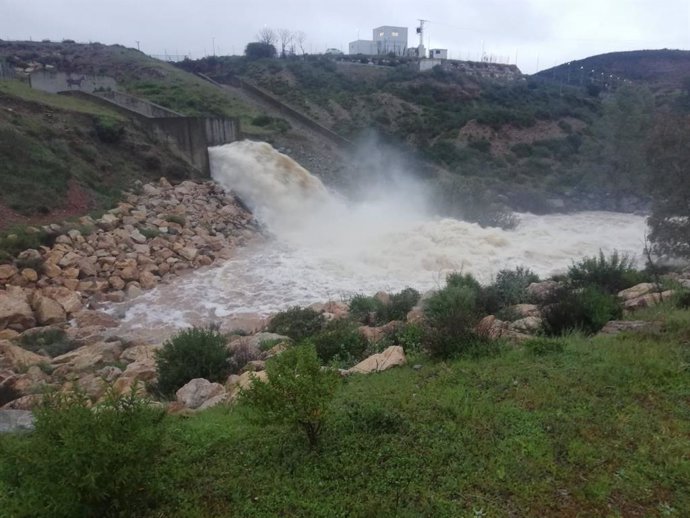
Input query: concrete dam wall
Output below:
<box><xmin>58</xmin><ymin>89</ymin><xmax>239</xmax><ymax>176</ymax></box>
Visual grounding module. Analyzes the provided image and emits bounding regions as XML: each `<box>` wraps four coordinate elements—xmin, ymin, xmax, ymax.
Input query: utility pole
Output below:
<box><xmin>212</xmin><ymin>37</ymin><xmax>216</xmax><ymax>56</ymax></box>
<box><xmin>135</xmin><ymin>40</ymin><xmax>140</xmax><ymax>51</ymax></box>
<box><xmin>416</xmin><ymin>19</ymin><xmax>427</xmax><ymax>58</ymax></box>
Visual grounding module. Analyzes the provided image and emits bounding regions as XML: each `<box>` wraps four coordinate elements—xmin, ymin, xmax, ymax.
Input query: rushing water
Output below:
<box><xmin>113</xmin><ymin>140</ymin><xmax>648</xmax><ymax>336</ymax></box>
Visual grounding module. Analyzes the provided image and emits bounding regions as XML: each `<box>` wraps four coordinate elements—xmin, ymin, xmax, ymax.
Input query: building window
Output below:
<box><xmin>392</xmin><ymin>31</ymin><xmax>399</xmax><ymax>37</ymax></box>
<box><xmin>379</xmin><ymin>32</ymin><xmax>384</xmax><ymax>37</ymax></box>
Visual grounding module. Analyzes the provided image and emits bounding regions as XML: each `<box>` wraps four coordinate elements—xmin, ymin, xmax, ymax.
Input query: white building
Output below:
<box><xmin>348</xmin><ymin>40</ymin><xmax>377</xmax><ymax>55</ymax></box>
<box><xmin>348</xmin><ymin>25</ymin><xmax>409</xmax><ymax>56</ymax></box>
<box><xmin>429</xmin><ymin>49</ymin><xmax>448</xmax><ymax>60</ymax></box>
<box><xmin>373</xmin><ymin>26</ymin><xmax>408</xmax><ymax>56</ymax></box>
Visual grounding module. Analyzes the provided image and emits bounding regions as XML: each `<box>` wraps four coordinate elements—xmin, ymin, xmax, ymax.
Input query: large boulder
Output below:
<box><xmin>347</xmin><ymin>346</ymin><xmax>406</xmax><ymax>375</ymax></box>
<box><xmin>73</xmin><ymin>310</ymin><xmax>119</xmax><ymax>329</ymax></box>
<box><xmin>175</xmin><ymin>378</ymin><xmax>226</xmax><ymax>410</ymax></box>
<box><xmin>32</xmin><ymin>294</ymin><xmax>67</xmax><ymax>326</ymax></box>
<box><xmin>617</xmin><ymin>283</ymin><xmax>657</xmax><ymax>301</ymax></box>
<box><xmin>623</xmin><ymin>290</ymin><xmax>674</xmax><ymax>311</ymax></box>
<box><xmin>51</xmin><ymin>341</ymin><xmax>123</xmax><ymax>372</ymax></box>
<box><xmin>0</xmin><ymin>341</ymin><xmax>49</xmax><ymax>371</ymax></box>
<box><xmin>41</xmin><ymin>287</ymin><xmax>83</xmax><ymax>315</ymax></box>
<box><xmin>599</xmin><ymin>320</ymin><xmax>662</xmax><ymax>336</ymax></box>
<box><xmin>0</xmin><ymin>288</ymin><xmax>36</xmax><ymax>331</ymax></box>
<box><xmin>112</xmin><ymin>359</ymin><xmax>157</xmax><ymax>395</ymax></box>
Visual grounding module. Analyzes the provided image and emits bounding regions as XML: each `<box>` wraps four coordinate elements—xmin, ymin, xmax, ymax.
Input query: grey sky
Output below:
<box><xmin>2</xmin><ymin>0</ymin><xmax>688</xmax><ymax>73</ymax></box>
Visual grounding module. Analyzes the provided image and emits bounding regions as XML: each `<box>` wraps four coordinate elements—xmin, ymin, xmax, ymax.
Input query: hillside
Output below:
<box><xmin>535</xmin><ymin>49</ymin><xmax>690</xmax><ymax>94</ymax></box>
<box><xmin>182</xmin><ymin>54</ymin><xmax>665</xmax><ymax>215</ymax></box>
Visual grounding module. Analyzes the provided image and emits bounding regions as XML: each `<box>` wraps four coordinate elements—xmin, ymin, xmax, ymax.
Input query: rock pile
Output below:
<box><xmin>0</xmin><ymin>178</ymin><xmax>259</xmax><ymax>336</ymax></box>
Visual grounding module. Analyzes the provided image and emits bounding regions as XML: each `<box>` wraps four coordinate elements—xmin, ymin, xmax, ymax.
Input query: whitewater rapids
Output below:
<box><xmin>114</xmin><ymin>140</ymin><xmax>648</xmax><ymax>334</ymax></box>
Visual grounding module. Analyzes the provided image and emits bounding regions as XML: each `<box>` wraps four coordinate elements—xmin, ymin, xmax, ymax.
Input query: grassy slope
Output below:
<box><xmin>0</xmin><ymin>41</ymin><xmax>263</xmax><ymax>131</ymax></box>
<box><xmin>0</xmin><ymin>42</ymin><xmax>277</xmax><ymax>229</ymax></box>
<box><xmin>0</xmin><ymin>80</ymin><xmax>194</xmax><ymax>225</ymax></box>
<box><xmin>149</xmin><ymin>305</ymin><xmax>690</xmax><ymax>517</ymax></box>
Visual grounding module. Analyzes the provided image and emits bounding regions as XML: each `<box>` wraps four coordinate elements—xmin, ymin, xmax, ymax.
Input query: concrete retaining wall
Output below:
<box><xmin>97</xmin><ymin>90</ymin><xmax>181</xmax><ymax>118</ymax></box>
<box><xmin>198</xmin><ymin>72</ymin><xmax>353</xmax><ymax>149</ymax></box>
<box><xmin>60</xmin><ymin>90</ymin><xmax>239</xmax><ymax>176</ymax></box>
<box><xmin>29</xmin><ymin>70</ymin><xmax>118</xmax><ymax>93</ymax></box>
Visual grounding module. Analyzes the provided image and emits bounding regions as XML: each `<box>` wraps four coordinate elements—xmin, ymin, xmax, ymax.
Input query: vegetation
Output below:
<box><xmin>155</xmin><ymin>327</ymin><xmax>231</xmax><ymax>397</ymax></box>
<box><xmin>4</xmin><ymin>304</ymin><xmax>690</xmax><ymax>516</ymax></box>
<box><xmin>267</xmin><ymin>306</ymin><xmax>325</xmax><ymax>342</ymax></box>
<box><xmin>541</xmin><ymin>285</ymin><xmax>622</xmax><ymax>336</ymax></box>
<box><xmin>0</xmin><ymin>387</ymin><xmax>165</xmax><ymax>518</ymax></box>
<box><xmin>567</xmin><ymin>250</ymin><xmax>646</xmax><ymax>294</ymax></box>
<box><xmin>348</xmin><ymin>288</ymin><xmax>420</xmax><ymax>325</ymax></box>
<box><xmin>239</xmin><ymin>343</ymin><xmax>339</xmax><ymax>447</ymax></box>
<box><xmin>311</xmin><ymin>319</ymin><xmax>368</xmax><ymax>365</ymax></box>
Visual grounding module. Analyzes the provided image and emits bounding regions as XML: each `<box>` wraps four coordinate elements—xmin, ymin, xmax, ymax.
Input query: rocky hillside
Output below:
<box><xmin>183</xmin><ymin>54</ymin><xmax>668</xmax><ymax>213</ymax></box>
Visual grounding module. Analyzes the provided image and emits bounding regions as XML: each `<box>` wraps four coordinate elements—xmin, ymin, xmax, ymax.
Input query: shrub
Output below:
<box><xmin>94</xmin><ymin>115</ymin><xmax>124</xmax><ymax>144</ymax></box>
<box><xmin>424</xmin><ymin>274</ymin><xmax>485</xmax><ymax>359</ymax></box>
<box><xmin>349</xmin><ymin>288</ymin><xmax>420</xmax><ymax>325</ymax></box>
<box><xmin>267</xmin><ymin>306</ymin><xmax>325</xmax><ymax>342</ymax></box>
<box><xmin>349</xmin><ymin>294</ymin><xmax>384</xmax><ymax>324</ymax></box>
<box><xmin>0</xmin><ymin>387</ymin><xmax>165</xmax><ymax>518</ymax></box>
<box><xmin>423</xmin><ymin>326</ymin><xmax>498</xmax><ymax>360</ymax></box>
<box><xmin>155</xmin><ymin>326</ymin><xmax>230</xmax><ymax>397</ymax></box>
<box><xmin>541</xmin><ymin>286</ymin><xmax>622</xmax><ymax>336</ymax></box>
<box><xmin>392</xmin><ymin>322</ymin><xmax>425</xmax><ymax>353</ymax></box>
<box><xmin>312</xmin><ymin>319</ymin><xmax>368</xmax><ymax>365</ymax></box>
<box><xmin>567</xmin><ymin>250</ymin><xmax>646</xmax><ymax>294</ymax></box>
<box><xmin>239</xmin><ymin>343</ymin><xmax>340</xmax><ymax>447</ymax></box>
<box><xmin>386</xmin><ymin>288</ymin><xmax>421</xmax><ymax>322</ymax></box>
<box><xmin>485</xmin><ymin>266</ymin><xmax>540</xmax><ymax>312</ymax></box>
<box><xmin>20</xmin><ymin>328</ymin><xmax>77</xmax><ymax>357</ymax></box>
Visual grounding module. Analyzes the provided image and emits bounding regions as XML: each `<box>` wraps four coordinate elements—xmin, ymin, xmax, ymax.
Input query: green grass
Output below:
<box><xmin>0</xmin><ymin>80</ymin><xmax>122</xmax><ymax>117</ymax></box>
<box><xmin>8</xmin><ymin>306</ymin><xmax>673</xmax><ymax>517</ymax></box>
<box><xmin>2</xmin><ymin>308</ymin><xmax>689</xmax><ymax>516</ymax></box>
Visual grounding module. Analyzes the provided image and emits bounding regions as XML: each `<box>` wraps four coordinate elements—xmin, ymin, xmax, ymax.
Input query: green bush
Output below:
<box><xmin>349</xmin><ymin>288</ymin><xmax>420</xmax><ymax>325</ymax></box>
<box><xmin>424</xmin><ymin>274</ymin><xmax>486</xmax><ymax>358</ymax></box>
<box><xmin>392</xmin><ymin>322</ymin><xmax>425</xmax><ymax>353</ymax></box>
<box><xmin>312</xmin><ymin>319</ymin><xmax>368</xmax><ymax>365</ymax></box>
<box><xmin>0</xmin><ymin>387</ymin><xmax>165</xmax><ymax>518</ymax></box>
<box><xmin>155</xmin><ymin>326</ymin><xmax>230</xmax><ymax>397</ymax></box>
<box><xmin>541</xmin><ymin>286</ymin><xmax>622</xmax><ymax>336</ymax></box>
<box><xmin>239</xmin><ymin>343</ymin><xmax>340</xmax><ymax>447</ymax></box>
<box><xmin>267</xmin><ymin>306</ymin><xmax>325</xmax><ymax>342</ymax></box>
<box><xmin>20</xmin><ymin>328</ymin><xmax>77</xmax><ymax>358</ymax></box>
<box><xmin>348</xmin><ymin>294</ymin><xmax>384</xmax><ymax>324</ymax></box>
<box><xmin>93</xmin><ymin>115</ymin><xmax>124</xmax><ymax>144</ymax></box>
<box><xmin>386</xmin><ymin>288</ymin><xmax>421</xmax><ymax>322</ymax></box>
<box><xmin>568</xmin><ymin>250</ymin><xmax>646</xmax><ymax>294</ymax></box>
<box><xmin>485</xmin><ymin>267</ymin><xmax>540</xmax><ymax>312</ymax></box>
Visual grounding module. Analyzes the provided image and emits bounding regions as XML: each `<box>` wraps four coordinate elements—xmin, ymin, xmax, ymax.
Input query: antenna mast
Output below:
<box><xmin>417</xmin><ymin>19</ymin><xmax>428</xmax><ymax>57</ymax></box>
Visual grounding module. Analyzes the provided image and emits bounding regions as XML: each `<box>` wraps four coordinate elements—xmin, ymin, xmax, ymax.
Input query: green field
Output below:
<box><xmin>2</xmin><ymin>304</ymin><xmax>688</xmax><ymax>517</ymax></box>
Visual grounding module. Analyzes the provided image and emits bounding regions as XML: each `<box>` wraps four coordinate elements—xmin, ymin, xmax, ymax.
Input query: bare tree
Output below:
<box><xmin>256</xmin><ymin>27</ymin><xmax>277</xmax><ymax>46</ymax></box>
<box><xmin>277</xmin><ymin>28</ymin><xmax>294</xmax><ymax>58</ymax></box>
<box><xmin>295</xmin><ymin>31</ymin><xmax>307</xmax><ymax>57</ymax></box>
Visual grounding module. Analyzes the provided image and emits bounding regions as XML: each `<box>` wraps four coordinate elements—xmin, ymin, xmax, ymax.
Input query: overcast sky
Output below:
<box><xmin>2</xmin><ymin>0</ymin><xmax>688</xmax><ymax>74</ymax></box>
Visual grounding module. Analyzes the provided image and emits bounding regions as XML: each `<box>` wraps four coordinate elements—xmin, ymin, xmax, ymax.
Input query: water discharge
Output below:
<box><xmin>115</xmin><ymin>141</ymin><xmax>648</xmax><ymax>335</ymax></box>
